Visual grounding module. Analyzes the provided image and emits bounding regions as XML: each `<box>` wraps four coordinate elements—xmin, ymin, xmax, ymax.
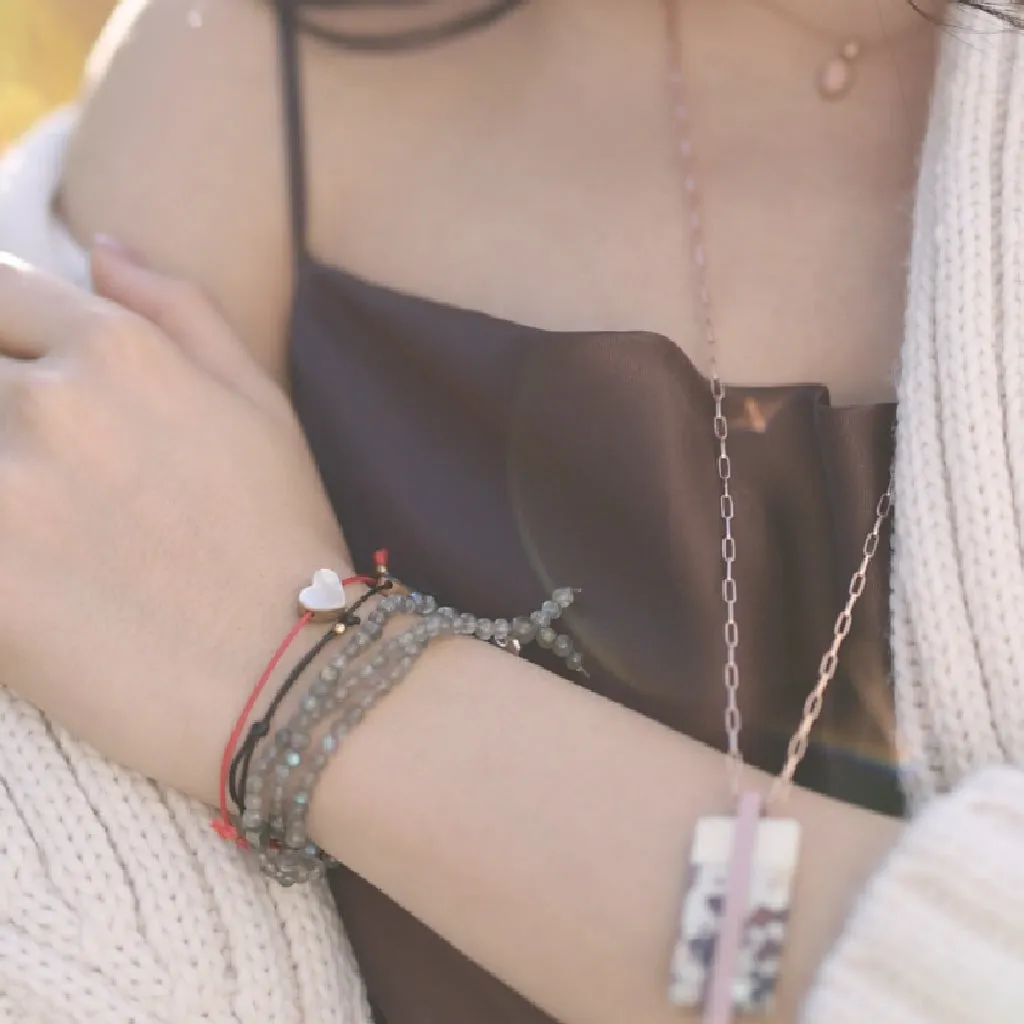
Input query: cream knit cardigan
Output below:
<box><xmin>2</xmin><ymin>7</ymin><xmax>1024</xmax><ymax>1021</ymax></box>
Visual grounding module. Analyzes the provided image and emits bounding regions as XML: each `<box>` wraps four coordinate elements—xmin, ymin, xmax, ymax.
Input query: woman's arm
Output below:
<box><xmin>300</xmin><ymin>624</ymin><xmax>900</xmax><ymax>1024</ymax></box>
<box><xmin>60</xmin><ymin>0</ymin><xmax>298</xmax><ymax>374</ymax></box>
<box><xmin>53</xmin><ymin>6</ymin><xmax>900</xmax><ymax>1020</ymax></box>
<box><xmin>0</xmin><ymin>231</ymin><xmax>902</xmax><ymax>1023</ymax></box>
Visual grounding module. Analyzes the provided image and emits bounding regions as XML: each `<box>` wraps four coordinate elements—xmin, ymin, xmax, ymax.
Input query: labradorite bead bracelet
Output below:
<box><xmin>236</xmin><ymin>584</ymin><xmax>581</xmax><ymax>885</ymax></box>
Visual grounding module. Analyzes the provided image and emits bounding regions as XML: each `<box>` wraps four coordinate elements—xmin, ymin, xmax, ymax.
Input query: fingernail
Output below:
<box><xmin>93</xmin><ymin>234</ymin><xmax>147</xmax><ymax>266</ymax></box>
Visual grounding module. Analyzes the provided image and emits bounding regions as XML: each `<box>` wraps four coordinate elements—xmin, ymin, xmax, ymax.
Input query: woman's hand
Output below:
<box><xmin>0</xmin><ymin>241</ymin><xmax>351</xmax><ymax>803</ymax></box>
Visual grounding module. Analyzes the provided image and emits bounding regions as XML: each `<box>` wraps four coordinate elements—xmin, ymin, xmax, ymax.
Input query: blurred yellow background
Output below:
<box><xmin>0</xmin><ymin>0</ymin><xmax>117</xmax><ymax>149</ymax></box>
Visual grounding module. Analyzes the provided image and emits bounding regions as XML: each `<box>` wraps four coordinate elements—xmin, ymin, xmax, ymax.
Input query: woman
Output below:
<box><xmin>0</xmin><ymin>0</ymin><xmax>1023</xmax><ymax>1020</ymax></box>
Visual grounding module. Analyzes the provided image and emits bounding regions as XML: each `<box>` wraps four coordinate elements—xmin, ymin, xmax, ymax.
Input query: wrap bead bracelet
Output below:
<box><xmin>211</xmin><ymin>564</ymin><xmax>383</xmax><ymax>844</ymax></box>
<box><xmin>226</xmin><ymin>579</ymin><xmax>394</xmax><ymax>828</ymax></box>
<box><xmin>215</xmin><ymin>555</ymin><xmax>583</xmax><ymax>884</ymax></box>
<box><xmin>246</xmin><ymin>587</ymin><xmax>583</xmax><ymax>885</ymax></box>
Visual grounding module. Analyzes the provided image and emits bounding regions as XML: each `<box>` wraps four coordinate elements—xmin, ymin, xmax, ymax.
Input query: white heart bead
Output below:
<box><xmin>298</xmin><ymin>569</ymin><xmax>348</xmax><ymax>614</ymax></box>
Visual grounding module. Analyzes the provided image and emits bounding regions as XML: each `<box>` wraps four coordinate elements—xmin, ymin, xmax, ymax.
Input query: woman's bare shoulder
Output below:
<box><xmin>60</xmin><ymin>0</ymin><xmax>299</xmax><ymax>371</ymax></box>
<box><xmin>59</xmin><ymin>0</ymin><xmax>538</xmax><ymax>369</ymax></box>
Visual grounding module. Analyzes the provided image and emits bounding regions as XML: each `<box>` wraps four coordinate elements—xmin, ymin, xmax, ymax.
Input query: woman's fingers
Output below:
<box><xmin>90</xmin><ymin>240</ymin><xmax>231</xmax><ymax>363</ymax></box>
<box><xmin>0</xmin><ymin>253</ymin><xmax>116</xmax><ymax>360</ymax></box>
<box><xmin>90</xmin><ymin>240</ymin><xmax>285</xmax><ymax>415</ymax></box>
<box><xmin>0</xmin><ymin>248</ymin><xmax>287</xmax><ymax>427</ymax></box>
<box><xmin>0</xmin><ymin>357</ymin><xmax>24</xmax><ymax>436</ymax></box>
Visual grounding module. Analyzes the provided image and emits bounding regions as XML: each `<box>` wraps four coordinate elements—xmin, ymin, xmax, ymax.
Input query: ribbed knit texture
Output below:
<box><xmin>892</xmin><ymin>7</ymin><xmax>1024</xmax><ymax>805</ymax></box>
<box><xmin>0</xmin><ymin>693</ymin><xmax>372</xmax><ymax>1023</ymax></box>
<box><xmin>806</xmin><ymin>11</ymin><xmax>1024</xmax><ymax>1018</ymax></box>
<box><xmin>802</xmin><ymin>767</ymin><xmax>1024</xmax><ymax>1023</ymax></box>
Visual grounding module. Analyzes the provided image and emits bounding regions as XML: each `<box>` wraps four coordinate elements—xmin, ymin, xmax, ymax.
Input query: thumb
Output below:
<box><xmin>90</xmin><ymin>236</ymin><xmax>284</xmax><ymax>413</ymax></box>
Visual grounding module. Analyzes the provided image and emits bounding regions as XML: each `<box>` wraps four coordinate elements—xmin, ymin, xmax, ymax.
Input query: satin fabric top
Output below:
<box><xmin>288</xmin><ymin>258</ymin><xmax>900</xmax><ymax>1024</ymax></box>
<box><xmin>274</xmin><ymin>7</ymin><xmax>899</xmax><ymax>1021</ymax></box>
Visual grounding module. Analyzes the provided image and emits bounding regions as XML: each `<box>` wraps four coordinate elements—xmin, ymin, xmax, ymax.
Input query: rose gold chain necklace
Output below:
<box><xmin>661</xmin><ymin>2</ymin><xmax>894</xmax><ymax>1019</ymax></box>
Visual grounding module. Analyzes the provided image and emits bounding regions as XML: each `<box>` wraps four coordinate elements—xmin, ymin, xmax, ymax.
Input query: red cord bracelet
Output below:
<box><xmin>211</xmin><ymin>567</ymin><xmax>377</xmax><ymax>844</ymax></box>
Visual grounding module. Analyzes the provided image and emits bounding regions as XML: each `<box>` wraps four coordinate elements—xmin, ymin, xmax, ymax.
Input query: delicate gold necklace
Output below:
<box><xmin>744</xmin><ymin>0</ymin><xmax>934</xmax><ymax>100</ymax></box>
<box><xmin>661</xmin><ymin>2</ymin><xmax>894</xmax><ymax>1019</ymax></box>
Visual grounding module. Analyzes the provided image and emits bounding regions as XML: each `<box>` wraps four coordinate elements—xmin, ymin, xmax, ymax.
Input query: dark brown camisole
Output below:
<box><xmin>275</xmin><ymin>7</ymin><xmax>902</xmax><ymax>1022</ymax></box>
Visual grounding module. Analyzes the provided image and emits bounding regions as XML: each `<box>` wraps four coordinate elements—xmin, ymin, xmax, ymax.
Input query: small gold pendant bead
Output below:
<box><xmin>817</xmin><ymin>39</ymin><xmax>862</xmax><ymax>101</ymax></box>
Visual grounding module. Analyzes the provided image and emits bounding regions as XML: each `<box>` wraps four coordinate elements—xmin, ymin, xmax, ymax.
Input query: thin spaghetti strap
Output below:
<box><xmin>275</xmin><ymin>0</ymin><xmax>309</xmax><ymax>268</ymax></box>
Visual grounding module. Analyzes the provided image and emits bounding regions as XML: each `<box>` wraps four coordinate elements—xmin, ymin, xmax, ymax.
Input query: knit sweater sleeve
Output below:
<box><xmin>801</xmin><ymin>767</ymin><xmax>1024</xmax><ymax>1023</ymax></box>
<box><xmin>0</xmin><ymin>687</ymin><xmax>373</xmax><ymax>1023</ymax></box>
<box><xmin>0</xmin><ymin>115</ymin><xmax>372</xmax><ymax>1024</ymax></box>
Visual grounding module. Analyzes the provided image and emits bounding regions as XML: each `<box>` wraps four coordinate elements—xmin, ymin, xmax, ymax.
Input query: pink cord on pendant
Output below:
<box><xmin>703</xmin><ymin>791</ymin><xmax>764</xmax><ymax>1024</ymax></box>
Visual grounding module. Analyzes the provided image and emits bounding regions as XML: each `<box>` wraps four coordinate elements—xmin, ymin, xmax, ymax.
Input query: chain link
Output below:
<box><xmin>769</xmin><ymin>475</ymin><xmax>894</xmax><ymax>804</ymax></box>
<box><xmin>664</xmin><ymin>0</ymin><xmax>894</xmax><ymax>806</ymax></box>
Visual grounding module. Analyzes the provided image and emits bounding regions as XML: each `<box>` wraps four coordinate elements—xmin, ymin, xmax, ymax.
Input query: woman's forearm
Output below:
<box><xmin>307</xmin><ymin>634</ymin><xmax>902</xmax><ymax>1024</ymax></box>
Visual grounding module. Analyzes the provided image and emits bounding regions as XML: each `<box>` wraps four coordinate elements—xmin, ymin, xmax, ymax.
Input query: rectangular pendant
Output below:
<box><xmin>668</xmin><ymin>809</ymin><xmax>801</xmax><ymax>1015</ymax></box>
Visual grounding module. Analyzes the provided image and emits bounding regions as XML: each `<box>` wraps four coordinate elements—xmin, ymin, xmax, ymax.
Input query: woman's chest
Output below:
<box><xmin>289</xmin><ymin>296</ymin><xmax>902</xmax><ymax>813</ymax></box>
<box><xmin>292</xmin><ymin>2</ymin><xmax>934</xmax><ymax>406</ymax></box>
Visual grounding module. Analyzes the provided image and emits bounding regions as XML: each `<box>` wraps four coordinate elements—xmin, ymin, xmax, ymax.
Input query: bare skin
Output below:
<box><xmin>1</xmin><ymin>0</ymin><xmax>947</xmax><ymax>1020</ymax></box>
<box><xmin>63</xmin><ymin>0</ymin><xmax>938</xmax><ymax>402</ymax></box>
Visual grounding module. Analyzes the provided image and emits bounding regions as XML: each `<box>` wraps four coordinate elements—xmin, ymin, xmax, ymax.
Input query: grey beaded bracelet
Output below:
<box><xmin>258</xmin><ymin>618</ymin><xmax>452</xmax><ymax>885</ymax></box>
<box><xmin>240</xmin><ymin>585</ymin><xmax>581</xmax><ymax>885</ymax></box>
<box><xmin>245</xmin><ymin>608</ymin><xmax>454</xmax><ymax>884</ymax></box>
<box><xmin>240</xmin><ymin>601</ymin><xmax>405</xmax><ymax>853</ymax></box>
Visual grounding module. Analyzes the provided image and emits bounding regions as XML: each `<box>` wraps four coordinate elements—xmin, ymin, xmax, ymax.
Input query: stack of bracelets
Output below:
<box><xmin>212</xmin><ymin>549</ymin><xmax>583</xmax><ymax>886</ymax></box>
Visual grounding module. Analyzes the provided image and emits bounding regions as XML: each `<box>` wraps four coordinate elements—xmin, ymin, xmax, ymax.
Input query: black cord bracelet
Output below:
<box><xmin>228</xmin><ymin>580</ymin><xmax>393</xmax><ymax>816</ymax></box>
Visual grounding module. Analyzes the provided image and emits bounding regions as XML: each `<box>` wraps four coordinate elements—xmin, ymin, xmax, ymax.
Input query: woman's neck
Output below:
<box><xmin>732</xmin><ymin>0</ymin><xmax>946</xmax><ymax>41</ymax></box>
